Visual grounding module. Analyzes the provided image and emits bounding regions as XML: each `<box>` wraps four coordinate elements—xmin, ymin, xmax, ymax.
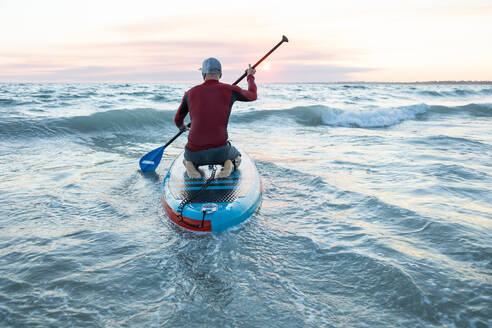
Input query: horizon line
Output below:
<box><xmin>1</xmin><ymin>80</ymin><xmax>491</xmax><ymax>85</ymax></box>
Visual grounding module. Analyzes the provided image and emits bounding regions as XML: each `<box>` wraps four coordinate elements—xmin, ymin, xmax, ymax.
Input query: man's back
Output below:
<box><xmin>175</xmin><ymin>75</ymin><xmax>257</xmax><ymax>151</ymax></box>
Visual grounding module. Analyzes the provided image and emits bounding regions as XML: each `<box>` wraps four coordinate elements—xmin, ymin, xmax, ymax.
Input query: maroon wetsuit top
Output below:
<box><xmin>174</xmin><ymin>75</ymin><xmax>257</xmax><ymax>152</ymax></box>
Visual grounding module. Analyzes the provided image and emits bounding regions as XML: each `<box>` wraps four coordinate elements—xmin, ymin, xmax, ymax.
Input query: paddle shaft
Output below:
<box><xmin>232</xmin><ymin>35</ymin><xmax>289</xmax><ymax>85</ymax></box>
<box><xmin>174</xmin><ymin>36</ymin><xmax>287</xmax><ymax>134</ymax></box>
<box><xmin>141</xmin><ymin>36</ymin><xmax>288</xmax><ymax>171</ymax></box>
<box><xmin>164</xmin><ymin>127</ymin><xmax>187</xmax><ymax>148</ymax></box>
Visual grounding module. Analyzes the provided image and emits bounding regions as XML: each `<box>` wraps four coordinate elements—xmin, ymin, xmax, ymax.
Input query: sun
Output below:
<box><xmin>262</xmin><ymin>64</ymin><xmax>271</xmax><ymax>71</ymax></box>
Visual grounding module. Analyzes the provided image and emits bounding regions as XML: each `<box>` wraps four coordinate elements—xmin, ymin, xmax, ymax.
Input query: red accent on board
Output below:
<box><xmin>161</xmin><ymin>195</ymin><xmax>212</xmax><ymax>232</ymax></box>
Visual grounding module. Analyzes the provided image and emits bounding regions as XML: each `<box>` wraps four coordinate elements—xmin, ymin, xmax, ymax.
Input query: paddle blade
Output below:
<box><xmin>139</xmin><ymin>146</ymin><xmax>165</xmax><ymax>172</ymax></box>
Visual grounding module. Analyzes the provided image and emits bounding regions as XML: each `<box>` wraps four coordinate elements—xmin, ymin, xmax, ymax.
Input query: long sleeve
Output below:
<box><xmin>174</xmin><ymin>93</ymin><xmax>189</xmax><ymax>128</ymax></box>
<box><xmin>231</xmin><ymin>75</ymin><xmax>257</xmax><ymax>103</ymax></box>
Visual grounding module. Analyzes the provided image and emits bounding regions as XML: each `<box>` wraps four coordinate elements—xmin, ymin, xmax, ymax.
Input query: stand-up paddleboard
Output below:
<box><xmin>162</xmin><ymin>149</ymin><xmax>261</xmax><ymax>232</ymax></box>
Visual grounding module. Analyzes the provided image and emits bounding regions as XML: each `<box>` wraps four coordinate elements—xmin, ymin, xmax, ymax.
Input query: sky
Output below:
<box><xmin>0</xmin><ymin>0</ymin><xmax>491</xmax><ymax>83</ymax></box>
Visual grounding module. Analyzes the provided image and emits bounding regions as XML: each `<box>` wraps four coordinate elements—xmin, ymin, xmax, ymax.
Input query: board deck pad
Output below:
<box><xmin>169</xmin><ymin>163</ymin><xmax>252</xmax><ymax>203</ymax></box>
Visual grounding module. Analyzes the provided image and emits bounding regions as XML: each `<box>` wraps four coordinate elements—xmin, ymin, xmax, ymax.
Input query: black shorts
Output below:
<box><xmin>184</xmin><ymin>142</ymin><xmax>241</xmax><ymax>167</ymax></box>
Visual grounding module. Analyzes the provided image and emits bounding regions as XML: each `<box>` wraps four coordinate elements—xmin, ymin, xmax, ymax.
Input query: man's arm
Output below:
<box><xmin>231</xmin><ymin>64</ymin><xmax>257</xmax><ymax>102</ymax></box>
<box><xmin>174</xmin><ymin>94</ymin><xmax>189</xmax><ymax>129</ymax></box>
<box><xmin>231</xmin><ymin>75</ymin><xmax>257</xmax><ymax>102</ymax></box>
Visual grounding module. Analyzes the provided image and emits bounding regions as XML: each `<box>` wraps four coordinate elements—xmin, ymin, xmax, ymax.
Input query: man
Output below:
<box><xmin>174</xmin><ymin>57</ymin><xmax>257</xmax><ymax>179</ymax></box>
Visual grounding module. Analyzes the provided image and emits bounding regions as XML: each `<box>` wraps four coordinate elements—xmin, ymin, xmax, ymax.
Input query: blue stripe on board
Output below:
<box><xmin>183</xmin><ymin>179</ymin><xmax>240</xmax><ymax>184</ymax></box>
<box><xmin>183</xmin><ymin>186</ymin><xmax>238</xmax><ymax>191</ymax></box>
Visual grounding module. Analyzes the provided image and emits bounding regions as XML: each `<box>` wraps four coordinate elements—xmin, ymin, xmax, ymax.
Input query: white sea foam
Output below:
<box><xmin>319</xmin><ymin>104</ymin><xmax>429</xmax><ymax>128</ymax></box>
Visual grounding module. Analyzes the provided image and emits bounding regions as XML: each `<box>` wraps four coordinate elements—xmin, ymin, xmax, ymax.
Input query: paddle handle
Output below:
<box><xmin>232</xmin><ymin>35</ymin><xmax>289</xmax><ymax>86</ymax></box>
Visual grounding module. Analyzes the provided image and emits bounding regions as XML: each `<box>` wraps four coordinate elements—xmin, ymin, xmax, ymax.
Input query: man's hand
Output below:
<box><xmin>247</xmin><ymin>64</ymin><xmax>256</xmax><ymax>76</ymax></box>
<box><xmin>179</xmin><ymin>125</ymin><xmax>189</xmax><ymax>132</ymax></box>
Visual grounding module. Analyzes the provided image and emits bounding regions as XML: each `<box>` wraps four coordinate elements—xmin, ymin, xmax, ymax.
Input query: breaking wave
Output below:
<box><xmin>0</xmin><ymin>108</ymin><xmax>176</xmax><ymax>138</ymax></box>
<box><xmin>233</xmin><ymin>103</ymin><xmax>492</xmax><ymax>128</ymax></box>
<box><xmin>1</xmin><ymin>103</ymin><xmax>491</xmax><ymax>139</ymax></box>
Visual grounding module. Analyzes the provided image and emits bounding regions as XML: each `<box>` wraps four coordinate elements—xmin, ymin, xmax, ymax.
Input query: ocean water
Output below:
<box><xmin>0</xmin><ymin>82</ymin><xmax>491</xmax><ymax>327</ymax></box>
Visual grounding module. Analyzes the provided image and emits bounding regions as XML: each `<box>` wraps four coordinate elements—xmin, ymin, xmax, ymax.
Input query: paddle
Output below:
<box><xmin>233</xmin><ymin>35</ymin><xmax>289</xmax><ymax>85</ymax></box>
<box><xmin>139</xmin><ymin>123</ymin><xmax>190</xmax><ymax>172</ymax></box>
<box><xmin>139</xmin><ymin>35</ymin><xmax>289</xmax><ymax>172</ymax></box>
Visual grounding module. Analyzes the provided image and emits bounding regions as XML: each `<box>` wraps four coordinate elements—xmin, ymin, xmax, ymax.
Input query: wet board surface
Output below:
<box><xmin>162</xmin><ymin>149</ymin><xmax>261</xmax><ymax>232</ymax></box>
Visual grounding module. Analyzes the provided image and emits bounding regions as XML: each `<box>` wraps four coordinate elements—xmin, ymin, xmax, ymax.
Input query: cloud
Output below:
<box><xmin>1</xmin><ymin>1</ymin><xmax>491</xmax><ymax>82</ymax></box>
<box><xmin>0</xmin><ymin>61</ymin><xmax>374</xmax><ymax>83</ymax></box>
<box><xmin>256</xmin><ymin>64</ymin><xmax>375</xmax><ymax>83</ymax></box>
<box><xmin>1</xmin><ymin>35</ymin><xmax>356</xmax><ymax>82</ymax></box>
<box><xmin>0</xmin><ymin>9</ymin><xmax>367</xmax><ymax>82</ymax></box>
